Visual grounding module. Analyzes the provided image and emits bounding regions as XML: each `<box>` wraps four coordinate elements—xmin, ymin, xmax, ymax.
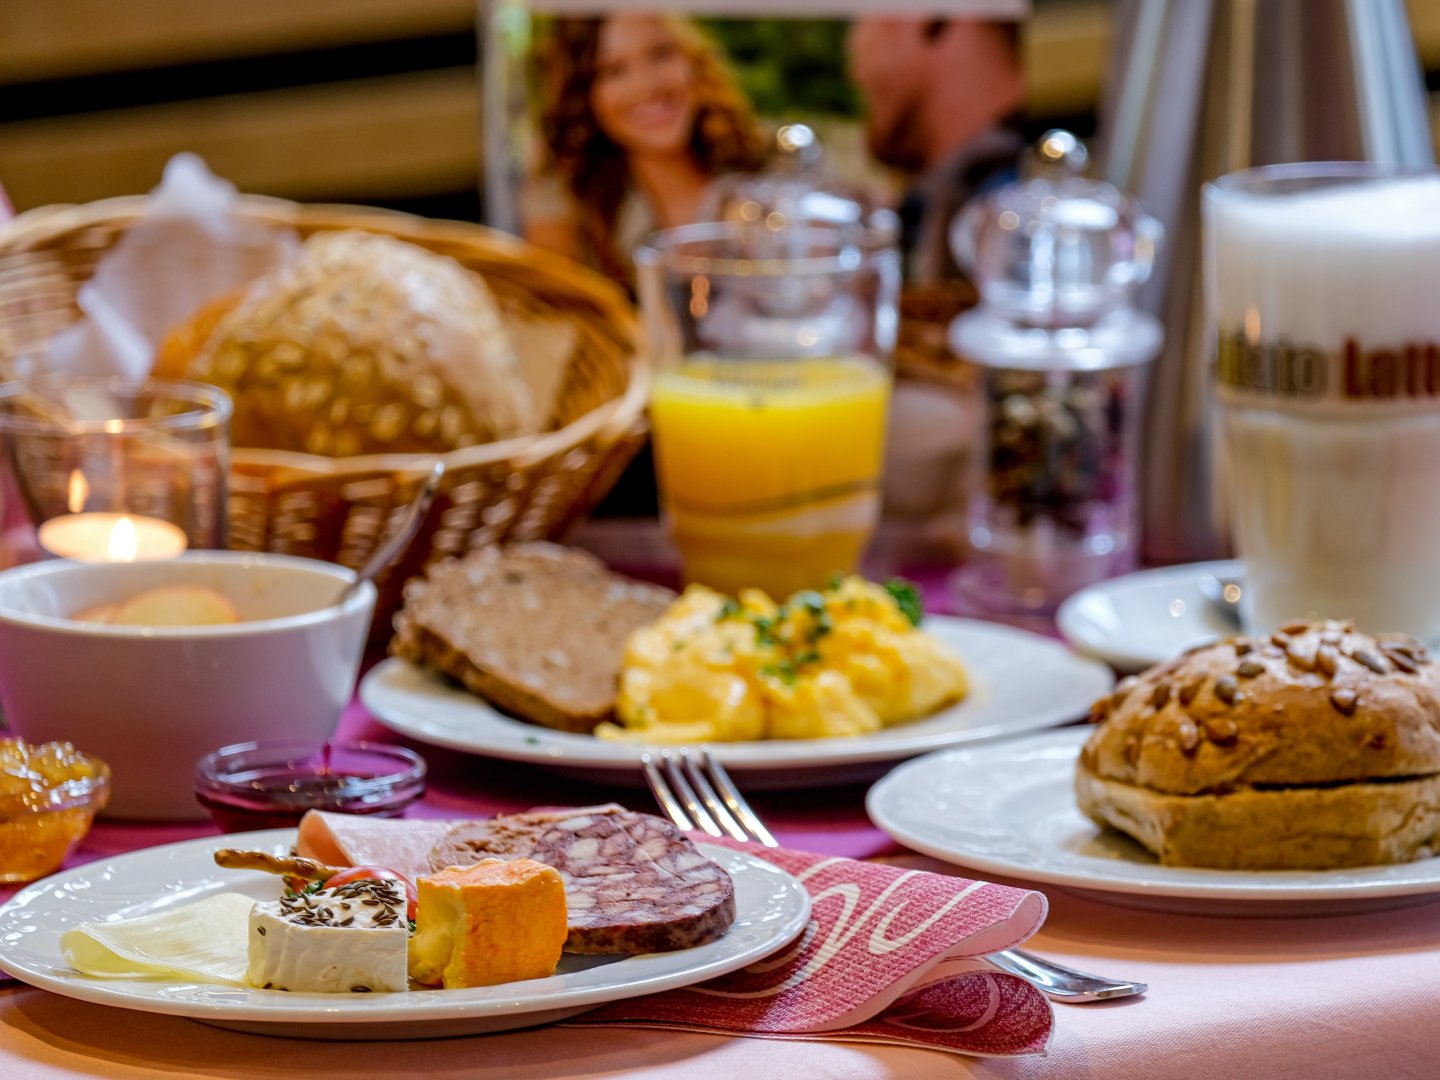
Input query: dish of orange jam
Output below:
<box><xmin>0</xmin><ymin>739</ymin><xmax>110</xmax><ymax>883</ymax></box>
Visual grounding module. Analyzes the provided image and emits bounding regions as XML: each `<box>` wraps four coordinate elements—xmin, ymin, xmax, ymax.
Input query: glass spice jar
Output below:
<box><xmin>948</xmin><ymin>134</ymin><xmax>1163</xmax><ymax>622</ymax></box>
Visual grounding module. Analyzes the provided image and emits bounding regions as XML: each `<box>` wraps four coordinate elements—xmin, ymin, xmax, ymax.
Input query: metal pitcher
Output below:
<box><xmin>1095</xmin><ymin>0</ymin><xmax>1433</xmax><ymax>564</ymax></box>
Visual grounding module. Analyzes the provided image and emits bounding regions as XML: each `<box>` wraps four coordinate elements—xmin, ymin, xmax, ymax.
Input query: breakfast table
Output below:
<box><xmin>0</xmin><ymin>554</ymin><xmax>1435</xmax><ymax>1079</ymax></box>
<box><xmin>6</xmin><ymin>690</ymin><xmax>1440</xmax><ymax>1079</ymax></box>
<box><xmin>3</xmin><ymin>40</ymin><xmax>1440</xmax><ymax>1065</ymax></box>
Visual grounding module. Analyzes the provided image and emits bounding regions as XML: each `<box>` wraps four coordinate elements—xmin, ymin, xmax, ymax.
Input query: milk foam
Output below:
<box><xmin>1207</xmin><ymin>175</ymin><xmax>1440</xmax><ymax>347</ymax></box>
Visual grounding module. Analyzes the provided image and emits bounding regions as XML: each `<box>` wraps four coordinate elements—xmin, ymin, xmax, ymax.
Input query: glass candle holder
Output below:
<box><xmin>0</xmin><ymin>375</ymin><xmax>231</xmax><ymax>562</ymax></box>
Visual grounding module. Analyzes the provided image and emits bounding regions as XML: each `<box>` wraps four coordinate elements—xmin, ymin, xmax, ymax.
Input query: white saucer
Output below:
<box><xmin>1056</xmin><ymin>560</ymin><xmax>1243</xmax><ymax>673</ymax></box>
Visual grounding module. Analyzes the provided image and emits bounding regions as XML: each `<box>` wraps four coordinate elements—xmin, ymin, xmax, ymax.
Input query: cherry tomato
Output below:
<box><xmin>323</xmin><ymin>865</ymin><xmax>418</xmax><ymax>922</ymax></box>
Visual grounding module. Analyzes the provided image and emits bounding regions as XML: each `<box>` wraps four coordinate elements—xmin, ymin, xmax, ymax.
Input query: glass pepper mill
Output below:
<box><xmin>948</xmin><ymin>133</ymin><xmax>1163</xmax><ymax>623</ymax></box>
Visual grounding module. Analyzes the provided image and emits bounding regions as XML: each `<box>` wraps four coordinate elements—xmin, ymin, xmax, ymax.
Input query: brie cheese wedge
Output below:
<box><xmin>247</xmin><ymin>878</ymin><xmax>409</xmax><ymax>993</ymax></box>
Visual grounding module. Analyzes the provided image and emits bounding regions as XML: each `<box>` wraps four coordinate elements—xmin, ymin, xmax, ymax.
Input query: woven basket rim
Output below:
<box><xmin>1</xmin><ymin>194</ymin><xmax>653</xmax><ymax>474</ymax></box>
<box><xmin>4</xmin><ymin>194</ymin><xmax>610</xmax><ymax>280</ymax></box>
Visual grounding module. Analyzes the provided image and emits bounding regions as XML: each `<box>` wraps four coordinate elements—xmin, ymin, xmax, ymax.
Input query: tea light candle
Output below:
<box><xmin>37</xmin><ymin>513</ymin><xmax>187</xmax><ymax>562</ymax></box>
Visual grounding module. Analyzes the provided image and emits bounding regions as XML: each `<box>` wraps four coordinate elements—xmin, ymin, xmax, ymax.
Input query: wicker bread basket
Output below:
<box><xmin>0</xmin><ymin>196</ymin><xmax>650</xmax><ymax>633</ymax></box>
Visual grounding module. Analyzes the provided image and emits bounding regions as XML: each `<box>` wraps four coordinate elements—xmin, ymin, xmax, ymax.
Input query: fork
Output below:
<box><xmin>641</xmin><ymin>747</ymin><xmax>1148</xmax><ymax>1004</ymax></box>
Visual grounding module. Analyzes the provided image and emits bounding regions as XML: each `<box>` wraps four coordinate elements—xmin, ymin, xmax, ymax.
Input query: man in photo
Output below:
<box><xmin>848</xmin><ymin>17</ymin><xmax>1026</xmax><ymax>282</ymax></box>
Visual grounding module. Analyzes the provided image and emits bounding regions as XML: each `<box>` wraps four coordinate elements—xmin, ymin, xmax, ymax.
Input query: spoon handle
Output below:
<box><xmin>337</xmin><ymin>461</ymin><xmax>445</xmax><ymax>607</ymax></box>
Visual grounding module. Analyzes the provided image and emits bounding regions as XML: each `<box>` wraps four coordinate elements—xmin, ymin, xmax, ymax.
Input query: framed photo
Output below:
<box><xmin>481</xmin><ymin>0</ymin><xmax>1030</xmax><ymax>287</ymax></box>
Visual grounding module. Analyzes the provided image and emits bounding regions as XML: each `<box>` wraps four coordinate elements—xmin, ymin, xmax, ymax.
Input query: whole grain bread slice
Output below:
<box><xmin>390</xmin><ymin>543</ymin><xmax>675</xmax><ymax>733</ymax></box>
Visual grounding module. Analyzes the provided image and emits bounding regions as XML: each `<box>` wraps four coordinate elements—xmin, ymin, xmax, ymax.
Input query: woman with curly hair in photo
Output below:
<box><xmin>524</xmin><ymin>14</ymin><xmax>768</xmax><ymax>284</ymax></box>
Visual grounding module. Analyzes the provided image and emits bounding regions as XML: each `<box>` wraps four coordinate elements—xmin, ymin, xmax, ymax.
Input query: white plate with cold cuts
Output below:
<box><xmin>1056</xmin><ymin>560</ymin><xmax>1244</xmax><ymax>674</ymax></box>
<box><xmin>362</xmin><ymin>615</ymin><xmax>1115</xmax><ymax>789</ymax></box>
<box><xmin>0</xmin><ymin>830</ymin><xmax>811</xmax><ymax>1040</ymax></box>
<box><xmin>867</xmin><ymin>727</ymin><xmax>1440</xmax><ymax>917</ymax></box>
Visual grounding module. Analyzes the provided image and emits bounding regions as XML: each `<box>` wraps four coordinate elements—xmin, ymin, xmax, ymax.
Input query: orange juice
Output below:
<box><xmin>650</xmin><ymin>356</ymin><xmax>891</xmax><ymax>596</ymax></box>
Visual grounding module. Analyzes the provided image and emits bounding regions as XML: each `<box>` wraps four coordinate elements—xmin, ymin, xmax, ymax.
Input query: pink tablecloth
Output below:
<box><xmin>5</xmin><ymin>695</ymin><xmax>1440</xmax><ymax>1079</ymax></box>
<box><xmin>4</xmin><ymin>543</ymin><xmax>1440</xmax><ymax>1079</ymax></box>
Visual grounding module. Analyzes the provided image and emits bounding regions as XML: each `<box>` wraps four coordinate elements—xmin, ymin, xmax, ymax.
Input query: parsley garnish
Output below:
<box><xmin>761</xmin><ymin>661</ymin><xmax>799</xmax><ymax>686</ymax></box>
<box><xmin>884</xmin><ymin>578</ymin><xmax>924</xmax><ymax>626</ymax></box>
<box><xmin>792</xmin><ymin>590</ymin><xmax>833</xmax><ymax>642</ymax></box>
<box><xmin>761</xmin><ymin>646</ymin><xmax>823</xmax><ymax>687</ymax></box>
<box><xmin>753</xmin><ymin>615</ymin><xmax>778</xmax><ymax>647</ymax></box>
<box><xmin>796</xmin><ymin>590</ymin><xmax>821</xmax><ymax>605</ymax></box>
<box><xmin>716</xmin><ymin>597</ymin><xmax>743</xmax><ymax>621</ymax></box>
<box><xmin>793</xmin><ymin>590</ymin><xmax>827</xmax><ymax>617</ymax></box>
<box><xmin>284</xmin><ymin>879</ymin><xmax>328</xmax><ymax>900</ymax></box>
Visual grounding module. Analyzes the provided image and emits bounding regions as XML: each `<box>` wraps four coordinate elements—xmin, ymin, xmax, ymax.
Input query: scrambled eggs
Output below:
<box><xmin>596</xmin><ymin>577</ymin><xmax>969</xmax><ymax>743</ymax></box>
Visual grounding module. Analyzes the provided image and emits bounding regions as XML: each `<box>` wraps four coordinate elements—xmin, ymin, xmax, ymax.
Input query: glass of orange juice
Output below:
<box><xmin>635</xmin><ymin>223</ymin><xmax>901</xmax><ymax>597</ymax></box>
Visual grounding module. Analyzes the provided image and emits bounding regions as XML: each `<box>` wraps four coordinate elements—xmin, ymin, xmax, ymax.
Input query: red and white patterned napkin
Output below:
<box><xmin>564</xmin><ymin>841</ymin><xmax>1053</xmax><ymax>1057</ymax></box>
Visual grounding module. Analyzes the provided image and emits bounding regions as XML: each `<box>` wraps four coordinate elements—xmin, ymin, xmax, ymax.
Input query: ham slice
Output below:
<box><xmin>296</xmin><ymin>811</ymin><xmax>452</xmax><ymax>880</ymax></box>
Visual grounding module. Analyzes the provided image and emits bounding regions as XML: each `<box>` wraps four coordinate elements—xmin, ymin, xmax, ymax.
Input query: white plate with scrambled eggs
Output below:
<box><xmin>362</xmin><ymin>608</ymin><xmax>1114</xmax><ymax>789</ymax></box>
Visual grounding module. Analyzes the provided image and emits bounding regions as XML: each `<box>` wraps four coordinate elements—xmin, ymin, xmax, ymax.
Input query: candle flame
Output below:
<box><xmin>67</xmin><ymin>471</ymin><xmax>89</xmax><ymax>514</ymax></box>
<box><xmin>107</xmin><ymin>517</ymin><xmax>139</xmax><ymax>562</ymax></box>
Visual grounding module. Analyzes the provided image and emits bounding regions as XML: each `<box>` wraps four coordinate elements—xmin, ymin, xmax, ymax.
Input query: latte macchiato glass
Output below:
<box><xmin>1205</xmin><ymin>164</ymin><xmax>1440</xmax><ymax>639</ymax></box>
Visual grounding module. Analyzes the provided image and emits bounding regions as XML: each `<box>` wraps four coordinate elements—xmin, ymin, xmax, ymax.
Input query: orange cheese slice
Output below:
<box><xmin>408</xmin><ymin>858</ymin><xmax>567</xmax><ymax>988</ymax></box>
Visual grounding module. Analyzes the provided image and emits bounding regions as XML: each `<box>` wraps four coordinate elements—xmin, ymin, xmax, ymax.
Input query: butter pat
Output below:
<box><xmin>247</xmin><ymin>878</ymin><xmax>409</xmax><ymax>993</ymax></box>
<box><xmin>409</xmin><ymin>858</ymin><xmax>567</xmax><ymax>988</ymax></box>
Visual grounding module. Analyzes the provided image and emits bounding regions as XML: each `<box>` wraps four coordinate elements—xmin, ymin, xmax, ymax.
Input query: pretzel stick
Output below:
<box><xmin>213</xmin><ymin>849</ymin><xmax>344</xmax><ymax>880</ymax></box>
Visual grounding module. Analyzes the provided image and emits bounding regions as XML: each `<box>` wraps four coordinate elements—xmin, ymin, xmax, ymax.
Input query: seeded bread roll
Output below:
<box><xmin>177</xmin><ymin>231</ymin><xmax>538</xmax><ymax>457</ymax></box>
<box><xmin>1076</xmin><ymin>621</ymin><xmax>1440</xmax><ymax>869</ymax></box>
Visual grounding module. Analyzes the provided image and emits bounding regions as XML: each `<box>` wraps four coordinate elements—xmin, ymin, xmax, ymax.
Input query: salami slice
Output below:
<box><xmin>428</xmin><ymin>806</ymin><xmax>736</xmax><ymax>954</ymax></box>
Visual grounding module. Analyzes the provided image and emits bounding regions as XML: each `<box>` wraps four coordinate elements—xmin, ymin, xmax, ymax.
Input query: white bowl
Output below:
<box><xmin>0</xmin><ymin>552</ymin><xmax>376</xmax><ymax>820</ymax></box>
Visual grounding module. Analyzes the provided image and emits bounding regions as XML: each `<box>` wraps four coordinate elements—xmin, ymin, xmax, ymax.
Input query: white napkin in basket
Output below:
<box><xmin>34</xmin><ymin>154</ymin><xmax>297</xmax><ymax>382</ymax></box>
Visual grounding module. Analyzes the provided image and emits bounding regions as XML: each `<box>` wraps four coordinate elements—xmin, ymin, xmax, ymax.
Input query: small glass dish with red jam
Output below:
<box><xmin>0</xmin><ymin>738</ymin><xmax>110</xmax><ymax>883</ymax></box>
<box><xmin>194</xmin><ymin>740</ymin><xmax>426</xmax><ymax>833</ymax></box>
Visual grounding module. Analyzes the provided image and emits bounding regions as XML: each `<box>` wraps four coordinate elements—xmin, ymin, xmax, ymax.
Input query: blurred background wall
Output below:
<box><xmin>5</xmin><ymin>0</ymin><xmax>1439</xmax><ymax>218</ymax></box>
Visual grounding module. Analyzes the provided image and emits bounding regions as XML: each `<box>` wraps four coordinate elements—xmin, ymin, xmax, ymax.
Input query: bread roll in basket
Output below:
<box><xmin>0</xmin><ymin>196</ymin><xmax>650</xmax><ymax>633</ymax></box>
<box><xmin>156</xmin><ymin>231</ymin><xmax>541</xmax><ymax>458</ymax></box>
